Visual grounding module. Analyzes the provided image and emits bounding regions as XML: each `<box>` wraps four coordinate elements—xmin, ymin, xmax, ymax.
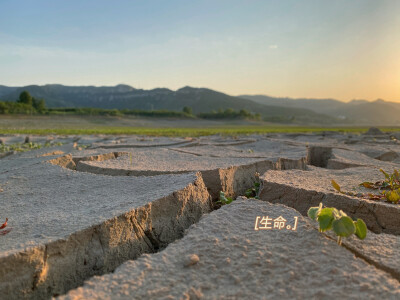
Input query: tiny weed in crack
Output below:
<box><xmin>308</xmin><ymin>203</ymin><xmax>367</xmax><ymax>245</ymax></box>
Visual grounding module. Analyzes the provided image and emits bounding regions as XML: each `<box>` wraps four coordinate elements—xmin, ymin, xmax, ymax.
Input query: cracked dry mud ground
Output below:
<box><xmin>0</xmin><ymin>131</ymin><xmax>400</xmax><ymax>299</ymax></box>
<box><xmin>61</xmin><ymin>199</ymin><xmax>400</xmax><ymax>300</ymax></box>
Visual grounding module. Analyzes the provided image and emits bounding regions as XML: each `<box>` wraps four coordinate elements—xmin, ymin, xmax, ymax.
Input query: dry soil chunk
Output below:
<box><xmin>60</xmin><ymin>199</ymin><xmax>400</xmax><ymax>300</ymax></box>
<box><xmin>364</xmin><ymin>127</ymin><xmax>385</xmax><ymax>136</ymax></box>
<box><xmin>259</xmin><ymin>167</ymin><xmax>400</xmax><ymax>234</ymax></box>
<box><xmin>0</xmin><ymin>158</ymin><xmax>212</xmax><ymax>299</ymax></box>
<box><xmin>76</xmin><ymin>148</ymin><xmax>270</xmax><ymax>175</ymax></box>
<box><xmin>339</xmin><ymin>232</ymin><xmax>400</xmax><ymax>281</ymax></box>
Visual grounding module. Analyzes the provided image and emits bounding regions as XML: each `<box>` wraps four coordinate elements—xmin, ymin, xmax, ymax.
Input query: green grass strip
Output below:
<box><xmin>1</xmin><ymin>126</ymin><xmax>399</xmax><ymax>137</ymax></box>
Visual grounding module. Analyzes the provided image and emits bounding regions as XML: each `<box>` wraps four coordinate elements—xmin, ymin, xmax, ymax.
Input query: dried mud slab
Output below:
<box><xmin>49</xmin><ymin>148</ymin><xmax>307</xmax><ymax>200</ymax></box>
<box><xmin>0</xmin><ymin>151</ymin><xmax>14</xmax><ymax>159</ymax></box>
<box><xmin>195</xmin><ymin>138</ymin><xmax>257</xmax><ymax>146</ymax></box>
<box><xmin>49</xmin><ymin>152</ymin><xmax>128</xmax><ymax>170</ymax></box>
<box><xmin>49</xmin><ymin>149</ymin><xmax>307</xmax><ymax>202</ymax></box>
<box><xmin>327</xmin><ymin>148</ymin><xmax>399</xmax><ymax>169</ymax></box>
<box><xmin>201</xmin><ymin>157</ymin><xmax>306</xmax><ymax>200</ymax></box>
<box><xmin>39</xmin><ymin>151</ymin><xmax>65</xmax><ymax>157</ymax></box>
<box><xmin>169</xmin><ymin>139</ymin><xmax>306</xmax><ymax>160</ymax></box>
<box><xmin>72</xmin><ymin>147</ymin><xmax>307</xmax><ymax>178</ymax></box>
<box><xmin>259</xmin><ymin>166</ymin><xmax>400</xmax><ymax>234</ymax></box>
<box><xmin>90</xmin><ymin>137</ymin><xmax>193</xmax><ymax>149</ymax></box>
<box><xmin>60</xmin><ymin>199</ymin><xmax>400</xmax><ymax>300</ymax></box>
<box><xmin>375</xmin><ymin>150</ymin><xmax>399</xmax><ymax>161</ymax></box>
<box><xmin>271</xmin><ymin>132</ymin><xmax>349</xmax><ymax>145</ymax></box>
<box><xmin>0</xmin><ymin>146</ymin><xmax>308</xmax><ymax>299</ymax></box>
<box><xmin>75</xmin><ymin>148</ymin><xmax>267</xmax><ymax>176</ymax></box>
<box><xmin>306</xmin><ymin>146</ymin><xmax>399</xmax><ymax>169</ymax></box>
<box><xmin>0</xmin><ymin>157</ymin><xmax>212</xmax><ymax>298</ymax></box>
<box><xmin>323</xmin><ymin>231</ymin><xmax>400</xmax><ymax>281</ymax></box>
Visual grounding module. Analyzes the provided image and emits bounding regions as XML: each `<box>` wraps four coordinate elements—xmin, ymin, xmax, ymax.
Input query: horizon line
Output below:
<box><xmin>0</xmin><ymin>83</ymin><xmax>395</xmax><ymax>103</ymax></box>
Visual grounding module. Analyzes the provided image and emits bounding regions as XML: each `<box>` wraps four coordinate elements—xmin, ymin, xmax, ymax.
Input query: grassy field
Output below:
<box><xmin>0</xmin><ymin>126</ymin><xmax>390</xmax><ymax>136</ymax></box>
<box><xmin>0</xmin><ymin>115</ymin><xmax>399</xmax><ymax>137</ymax></box>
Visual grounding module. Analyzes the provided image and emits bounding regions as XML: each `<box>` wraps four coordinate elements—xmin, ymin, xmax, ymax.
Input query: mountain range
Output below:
<box><xmin>240</xmin><ymin>95</ymin><xmax>400</xmax><ymax>125</ymax></box>
<box><xmin>0</xmin><ymin>84</ymin><xmax>398</xmax><ymax>125</ymax></box>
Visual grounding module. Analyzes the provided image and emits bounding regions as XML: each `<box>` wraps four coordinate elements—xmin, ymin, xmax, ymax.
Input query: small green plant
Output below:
<box><xmin>245</xmin><ymin>182</ymin><xmax>260</xmax><ymax>199</ymax></box>
<box><xmin>244</xmin><ymin>172</ymin><xmax>261</xmax><ymax>199</ymax></box>
<box><xmin>359</xmin><ymin>169</ymin><xmax>400</xmax><ymax>203</ymax></box>
<box><xmin>308</xmin><ymin>203</ymin><xmax>367</xmax><ymax>245</ymax></box>
<box><xmin>73</xmin><ymin>143</ymin><xmax>90</xmax><ymax>150</ymax></box>
<box><xmin>375</xmin><ymin>169</ymin><xmax>400</xmax><ymax>204</ymax></box>
<box><xmin>0</xmin><ymin>142</ymin><xmax>41</xmax><ymax>153</ymax></box>
<box><xmin>331</xmin><ymin>169</ymin><xmax>400</xmax><ymax>204</ymax></box>
<box><xmin>360</xmin><ymin>169</ymin><xmax>400</xmax><ymax>190</ymax></box>
<box><xmin>0</xmin><ymin>141</ymin><xmax>65</xmax><ymax>154</ymax></box>
<box><xmin>78</xmin><ymin>143</ymin><xmax>90</xmax><ymax>149</ymax></box>
<box><xmin>216</xmin><ymin>191</ymin><xmax>234</xmax><ymax>205</ymax></box>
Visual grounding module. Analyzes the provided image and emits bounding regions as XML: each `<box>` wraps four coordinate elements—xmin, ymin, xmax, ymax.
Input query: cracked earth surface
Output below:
<box><xmin>0</xmin><ymin>130</ymin><xmax>399</xmax><ymax>299</ymax></box>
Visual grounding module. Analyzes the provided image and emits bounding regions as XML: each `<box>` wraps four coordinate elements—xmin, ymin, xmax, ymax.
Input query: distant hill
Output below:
<box><xmin>0</xmin><ymin>84</ymin><xmax>337</xmax><ymax>124</ymax></box>
<box><xmin>0</xmin><ymin>85</ymin><xmax>18</xmax><ymax>97</ymax></box>
<box><xmin>239</xmin><ymin>95</ymin><xmax>348</xmax><ymax>114</ymax></box>
<box><xmin>329</xmin><ymin>99</ymin><xmax>400</xmax><ymax>124</ymax></box>
<box><xmin>241</xmin><ymin>95</ymin><xmax>400</xmax><ymax>125</ymax></box>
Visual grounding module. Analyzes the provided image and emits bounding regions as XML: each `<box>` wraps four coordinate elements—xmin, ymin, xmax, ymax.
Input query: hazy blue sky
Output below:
<box><xmin>1</xmin><ymin>0</ymin><xmax>399</xmax><ymax>101</ymax></box>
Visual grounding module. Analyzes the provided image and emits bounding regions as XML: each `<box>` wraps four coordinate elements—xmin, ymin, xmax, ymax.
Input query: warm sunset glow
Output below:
<box><xmin>1</xmin><ymin>0</ymin><xmax>399</xmax><ymax>101</ymax></box>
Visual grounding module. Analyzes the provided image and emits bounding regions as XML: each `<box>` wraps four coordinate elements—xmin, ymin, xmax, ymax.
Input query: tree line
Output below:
<box><xmin>0</xmin><ymin>91</ymin><xmax>261</xmax><ymax>120</ymax></box>
<box><xmin>0</xmin><ymin>91</ymin><xmax>46</xmax><ymax>114</ymax></box>
<box><xmin>198</xmin><ymin>108</ymin><xmax>261</xmax><ymax>120</ymax></box>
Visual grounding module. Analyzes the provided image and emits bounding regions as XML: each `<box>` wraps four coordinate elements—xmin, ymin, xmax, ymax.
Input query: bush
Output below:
<box><xmin>17</xmin><ymin>91</ymin><xmax>33</xmax><ymax>106</ymax></box>
<box><xmin>183</xmin><ymin>106</ymin><xmax>193</xmax><ymax>115</ymax></box>
<box><xmin>197</xmin><ymin>108</ymin><xmax>260</xmax><ymax>120</ymax></box>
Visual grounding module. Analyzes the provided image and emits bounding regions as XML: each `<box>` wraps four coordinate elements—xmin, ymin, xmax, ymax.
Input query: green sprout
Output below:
<box><xmin>244</xmin><ymin>172</ymin><xmax>261</xmax><ymax>199</ymax></box>
<box><xmin>216</xmin><ymin>191</ymin><xmax>234</xmax><ymax>205</ymax></box>
<box><xmin>245</xmin><ymin>182</ymin><xmax>260</xmax><ymax>199</ymax></box>
<box><xmin>308</xmin><ymin>203</ymin><xmax>367</xmax><ymax>245</ymax></box>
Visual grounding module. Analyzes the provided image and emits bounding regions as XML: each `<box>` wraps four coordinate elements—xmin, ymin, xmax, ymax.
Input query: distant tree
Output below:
<box><xmin>18</xmin><ymin>91</ymin><xmax>33</xmax><ymax>106</ymax></box>
<box><xmin>225</xmin><ymin>108</ymin><xmax>234</xmax><ymax>115</ymax></box>
<box><xmin>183</xmin><ymin>106</ymin><xmax>193</xmax><ymax>115</ymax></box>
<box><xmin>0</xmin><ymin>102</ymin><xmax>8</xmax><ymax>114</ymax></box>
<box><xmin>239</xmin><ymin>109</ymin><xmax>250</xmax><ymax>117</ymax></box>
<box><xmin>32</xmin><ymin>98</ymin><xmax>46</xmax><ymax>113</ymax></box>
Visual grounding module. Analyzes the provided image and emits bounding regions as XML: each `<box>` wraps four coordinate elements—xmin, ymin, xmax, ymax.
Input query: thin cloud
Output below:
<box><xmin>269</xmin><ymin>45</ymin><xmax>278</xmax><ymax>49</ymax></box>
